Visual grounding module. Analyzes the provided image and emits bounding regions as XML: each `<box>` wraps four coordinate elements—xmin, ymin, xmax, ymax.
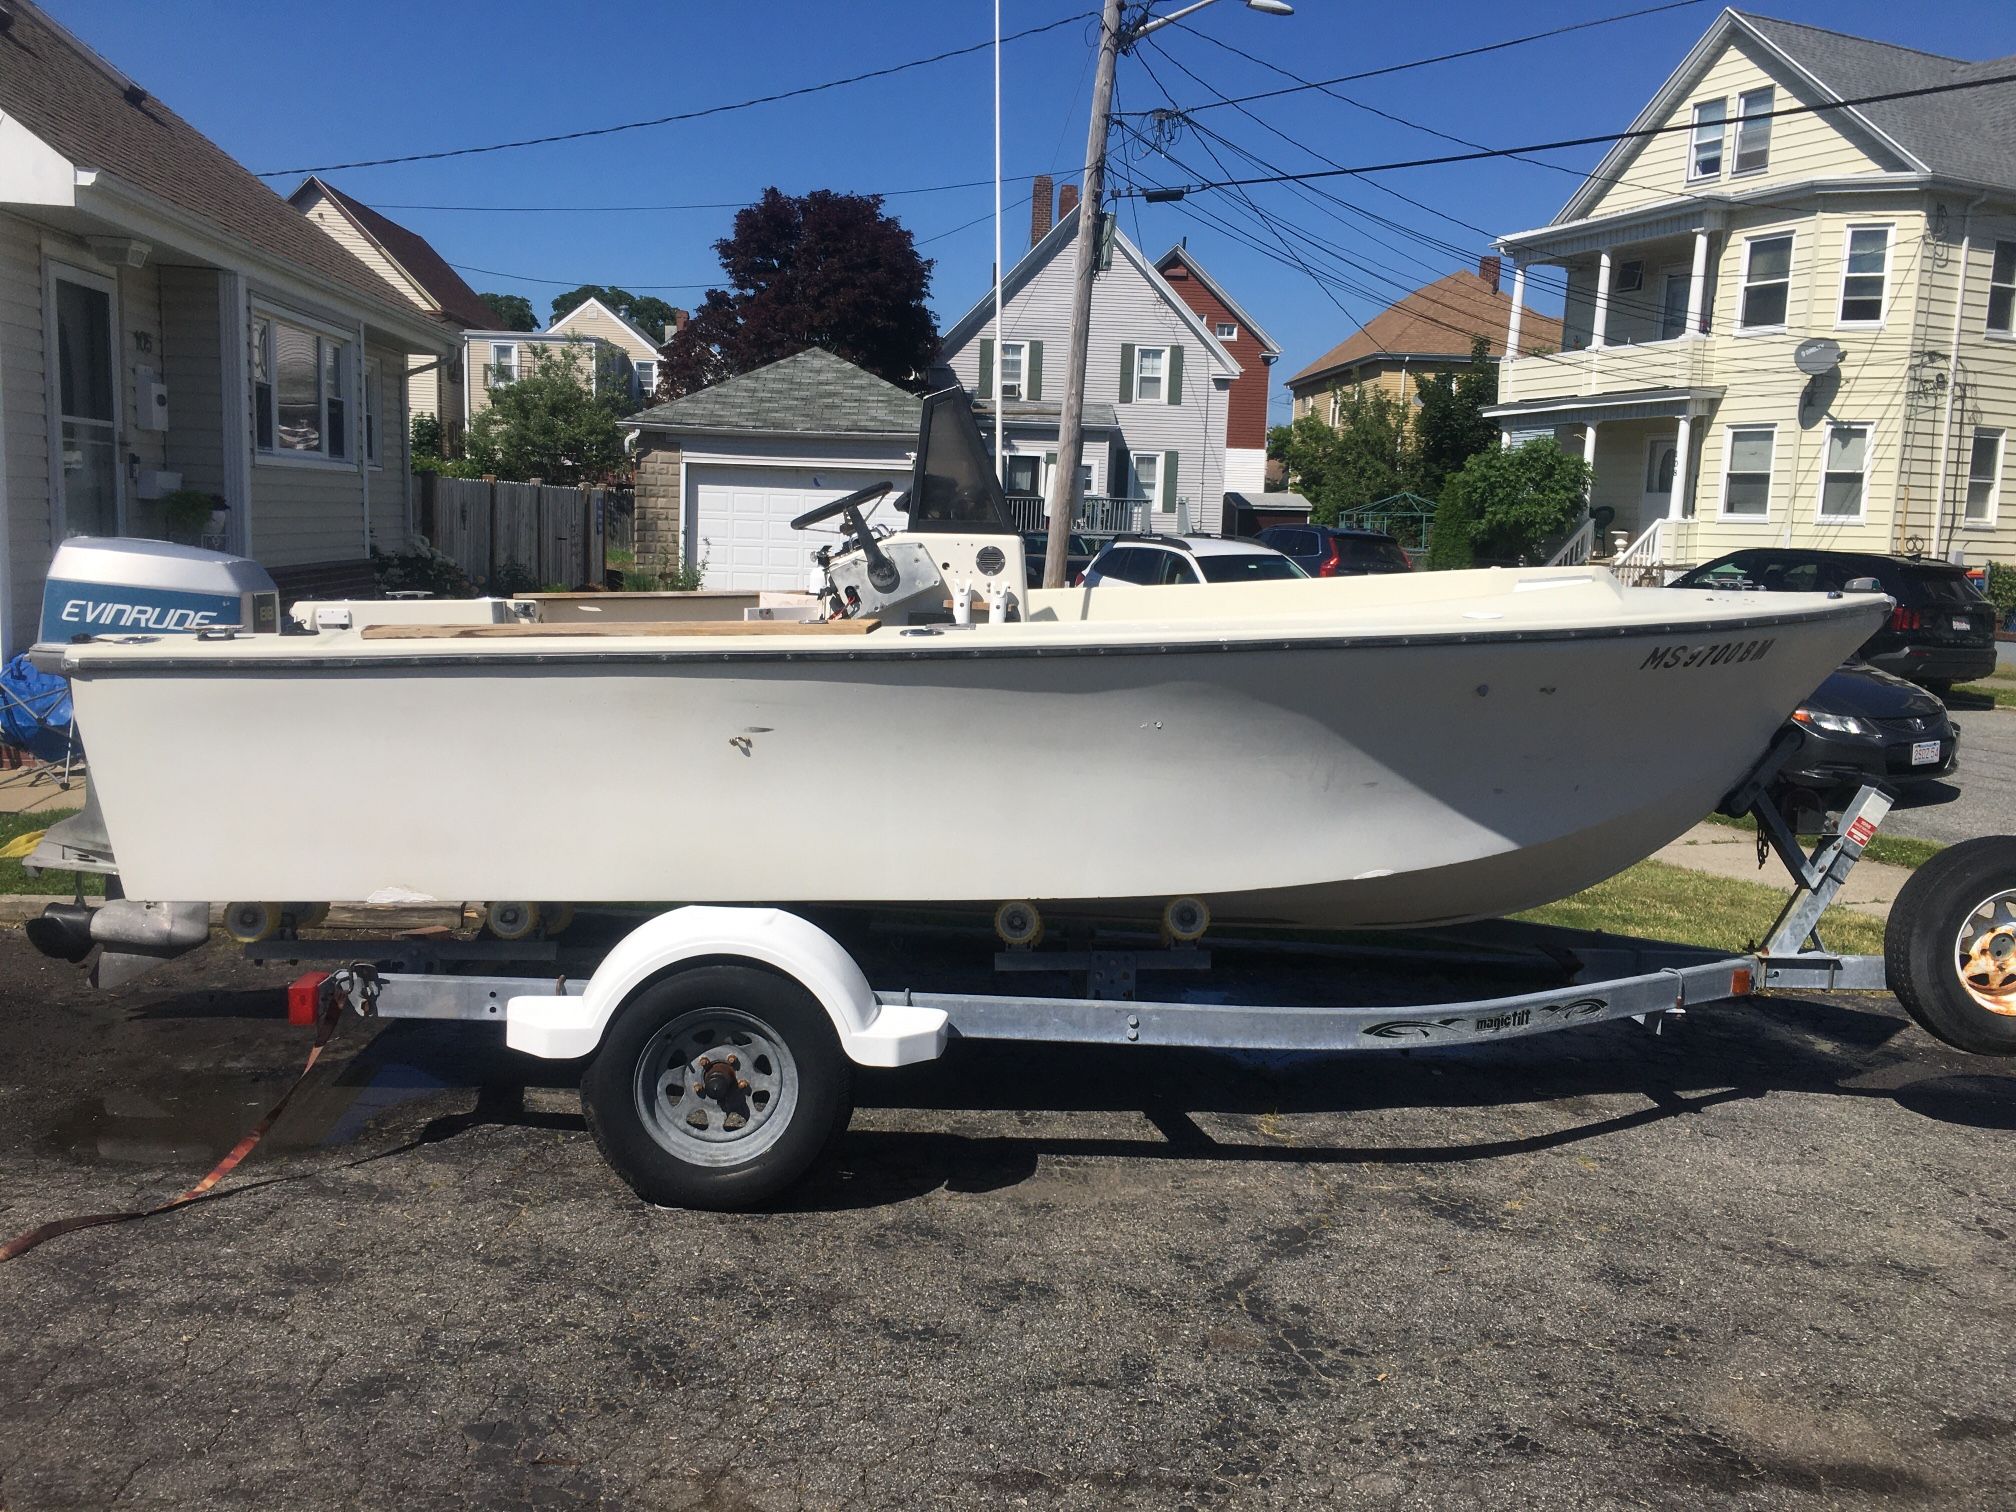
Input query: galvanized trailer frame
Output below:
<box><xmin>310</xmin><ymin>785</ymin><xmax>1898</xmax><ymax>1055</ymax></box>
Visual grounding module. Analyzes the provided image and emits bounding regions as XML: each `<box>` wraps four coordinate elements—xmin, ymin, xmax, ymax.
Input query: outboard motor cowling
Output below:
<box><xmin>38</xmin><ymin>536</ymin><xmax>279</xmax><ymax>664</ymax></box>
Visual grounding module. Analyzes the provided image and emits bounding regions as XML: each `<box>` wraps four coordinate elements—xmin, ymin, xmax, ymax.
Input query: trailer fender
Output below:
<box><xmin>504</xmin><ymin>906</ymin><xmax>949</xmax><ymax>1067</ymax></box>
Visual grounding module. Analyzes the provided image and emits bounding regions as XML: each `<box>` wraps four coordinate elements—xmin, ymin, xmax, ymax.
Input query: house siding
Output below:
<box><xmin>367</xmin><ymin>339</ymin><xmax>410</xmax><ymax>552</ymax></box>
<box><xmin>944</xmin><ymin>246</ymin><xmax>1231</xmax><ymax>529</ymax></box>
<box><xmin>549</xmin><ymin>300</ymin><xmax>661</xmax><ymax>364</ymax></box>
<box><xmin>463</xmin><ymin>334</ymin><xmax>602</xmax><ymax>424</ymax></box>
<box><xmin>1581</xmin><ymin>34</ymin><xmax>1904</xmax><ymax>221</ymax></box>
<box><xmin>159</xmin><ymin>265</ymin><xmax>226</xmax><ymax>503</ymax></box>
<box><xmin>0</xmin><ymin>212</ymin><xmax>49</xmax><ymax>650</ymax></box>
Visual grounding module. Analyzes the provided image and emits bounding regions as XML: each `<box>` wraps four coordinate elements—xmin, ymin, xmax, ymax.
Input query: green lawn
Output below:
<box><xmin>1952</xmin><ymin>680</ymin><xmax>2016</xmax><ymax>709</ymax></box>
<box><xmin>0</xmin><ymin>809</ymin><xmax>103</xmax><ymax>896</ymax></box>
<box><xmin>1517</xmin><ymin>857</ymin><xmax>1886</xmax><ymax>955</ymax></box>
<box><xmin>1700</xmin><ymin>809</ymin><xmax>1944</xmax><ymax>871</ymax></box>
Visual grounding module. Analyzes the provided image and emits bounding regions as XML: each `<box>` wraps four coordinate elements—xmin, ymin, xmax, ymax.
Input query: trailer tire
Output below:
<box><xmin>581</xmin><ymin>965</ymin><xmax>852</xmax><ymax>1209</ymax></box>
<box><xmin>1885</xmin><ymin>836</ymin><xmax>2016</xmax><ymax>1057</ymax></box>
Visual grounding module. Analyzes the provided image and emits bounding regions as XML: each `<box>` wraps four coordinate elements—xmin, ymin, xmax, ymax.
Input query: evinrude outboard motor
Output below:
<box><xmin>25</xmin><ymin>538</ymin><xmax>279</xmax><ymax>983</ymax></box>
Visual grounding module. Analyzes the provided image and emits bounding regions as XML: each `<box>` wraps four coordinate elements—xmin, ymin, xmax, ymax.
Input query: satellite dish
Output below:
<box><xmin>1795</xmin><ymin>338</ymin><xmax>1843</xmax><ymax>376</ymax></box>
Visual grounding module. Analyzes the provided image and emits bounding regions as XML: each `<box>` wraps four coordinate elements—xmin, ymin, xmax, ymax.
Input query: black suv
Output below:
<box><xmin>1254</xmin><ymin>524</ymin><xmax>1412</xmax><ymax>577</ymax></box>
<box><xmin>1670</xmin><ymin>548</ymin><xmax>1997</xmax><ymax>692</ymax></box>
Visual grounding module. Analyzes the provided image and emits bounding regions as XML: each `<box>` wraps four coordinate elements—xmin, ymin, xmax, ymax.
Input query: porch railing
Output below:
<box><xmin>1607</xmin><ymin>517</ymin><xmax>1689</xmax><ymax>587</ymax></box>
<box><xmin>1004</xmin><ymin>494</ymin><xmax>1165</xmax><ymax>535</ymax></box>
<box><xmin>1546</xmin><ymin>517</ymin><xmax>1597</xmax><ymax>567</ymax></box>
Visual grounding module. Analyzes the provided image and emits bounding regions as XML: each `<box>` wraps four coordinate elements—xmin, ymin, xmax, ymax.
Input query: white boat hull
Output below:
<box><xmin>64</xmin><ymin>577</ymin><xmax>1884</xmax><ymax>928</ymax></box>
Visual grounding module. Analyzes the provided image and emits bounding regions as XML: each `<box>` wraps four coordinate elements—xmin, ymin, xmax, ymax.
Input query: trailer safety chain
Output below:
<box><xmin>0</xmin><ymin>976</ymin><xmax>346</xmax><ymax>1266</ymax></box>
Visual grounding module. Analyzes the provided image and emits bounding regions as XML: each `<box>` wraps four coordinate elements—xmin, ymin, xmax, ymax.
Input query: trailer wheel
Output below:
<box><xmin>581</xmin><ymin>965</ymin><xmax>851</xmax><ymax>1209</ymax></box>
<box><xmin>1885</xmin><ymin>836</ymin><xmax>2016</xmax><ymax>1056</ymax></box>
<box><xmin>224</xmin><ymin>901</ymin><xmax>282</xmax><ymax>944</ymax></box>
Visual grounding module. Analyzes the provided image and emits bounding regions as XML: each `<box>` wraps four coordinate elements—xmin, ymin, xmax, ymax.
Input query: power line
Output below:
<box><xmin>255</xmin><ymin>10</ymin><xmax>1095</xmax><ymax>176</ymax></box>
<box><xmin>1115</xmin><ymin>69</ymin><xmax>2016</xmax><ymax>196</ymax></box>
<box><xmin>370</xmin><ymin>171</ymin><xmax>1063</xmax><ymax>214</ymax></box>
<box><xmin>1115</xmin><ymin>0</ymin><xmax>1711</xmax><ymax>116</ymax></box>
<box><xmin>451</xmin><ymin>263</ymin><xmax>716</xmax><ymax>291</ymax></box>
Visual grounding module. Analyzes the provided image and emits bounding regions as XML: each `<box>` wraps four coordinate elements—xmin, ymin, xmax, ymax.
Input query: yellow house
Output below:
<box><xmin>1487</xmin><ymin>9</ymin><xmax>2016</xmax><ymax>576</ymax></box>
<box><xmin>461</xmin><ymin>330</ymin><xmax>631</xmax><ymax>431</ymax></box>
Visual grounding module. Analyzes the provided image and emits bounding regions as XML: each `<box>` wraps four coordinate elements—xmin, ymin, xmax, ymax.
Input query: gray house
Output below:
<box><xmin>938</xmin><ymin>214</ymin><xmax>1243</xmax><ymax>533</ymax></box>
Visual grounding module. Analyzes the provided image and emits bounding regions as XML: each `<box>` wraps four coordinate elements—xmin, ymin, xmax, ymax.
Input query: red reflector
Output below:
<box><xmin>1730</xmin><ymin>967</ymin><xmax>1754</xmax><ymax>997</ymax></box>
<box><xmin>288</xmin><ymin>971</ymin><xmax>333</xmax><ymax>1027</ymax></box>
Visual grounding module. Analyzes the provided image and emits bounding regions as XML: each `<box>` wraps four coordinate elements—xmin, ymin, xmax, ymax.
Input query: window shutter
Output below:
<box><xmin>1166</xmin><ymin>346</ymin><xmax>1184</xmax><ymax>405</ymax></box>
<box><xmin>1162</xmin><ymin>450</ymin><xmax>1179</xmax><ymax>511</ymax></box>
<box><xmin>1118</xmin><ymin>342</ymin><xmax>1135</xmax><ymax>401</ymax></box>
<box><xmin>977</xmin><ymin>338</ymin><xmax>994</xmax><ymax>400</ymax></box>
<box><xmin>1026</xmin><ymin>340</ymin><xmax>1044</xmax><ymax>401</ymax></box>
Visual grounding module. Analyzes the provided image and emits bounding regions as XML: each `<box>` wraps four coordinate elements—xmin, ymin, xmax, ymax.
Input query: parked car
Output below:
<box><xmin>1020</xmin><ymin>531</ymin><xmax>1098</xmax><ymax>586</ymax></box>
<box><xmin>1670</xmin><ymin>548</ymin><xmax>1996</xmax><ymax>692</ymax></box>
<box><xmin>1778</xmin><ymin>660</ymin><xmax>1959</xmax><ymax>808</ymax></box>
<box><xmin>1254</xmin><ymin>524</ymin><xmax>1412</xmax><ymax>577</ymax></box>
<box><xmin>1081</xmin><ymin>535</ymin><xmax>1307</xmax><ymax>587</ymax></box>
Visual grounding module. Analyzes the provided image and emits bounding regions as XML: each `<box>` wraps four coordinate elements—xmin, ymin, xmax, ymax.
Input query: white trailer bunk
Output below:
<box><xmin>266</xmin><ymin>781</ymin><xmax>2016</xmax><ymax>1210</ymax></box>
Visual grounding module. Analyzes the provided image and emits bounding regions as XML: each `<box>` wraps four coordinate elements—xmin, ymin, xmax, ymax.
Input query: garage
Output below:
<box><xmin>687</xmin><ymin>463</ymin><xmax>910</xmax><ymax>591</ymax></box>
<box><xmin>625</xmin><ymin>349</ymin><xmax>924</xmax><ymax>594</ymax></box>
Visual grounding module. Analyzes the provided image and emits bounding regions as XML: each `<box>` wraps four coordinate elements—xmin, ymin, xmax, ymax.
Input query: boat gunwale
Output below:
<box><xmin>58</xmin><ymin>599</ymin><xmax>1882</xmax><ymax>677</ymax></box>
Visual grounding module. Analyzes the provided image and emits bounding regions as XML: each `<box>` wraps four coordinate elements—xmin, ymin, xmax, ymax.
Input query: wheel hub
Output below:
<box><xmin>632</xmin><ymin>1011</ymin><xmax>796</xmax><ymax>1165</ymax></box>
<box><xmin>1957</xmin><ymin>891</ymin><xmax>2016</xmax><ymax>1017</ymax></box>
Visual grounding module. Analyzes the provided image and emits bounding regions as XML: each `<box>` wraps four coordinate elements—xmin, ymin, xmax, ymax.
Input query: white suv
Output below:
<box><xmin>1081</xmin><ymin>535</ymin><xmax>1307</xmax><ymax>587</ymax></box>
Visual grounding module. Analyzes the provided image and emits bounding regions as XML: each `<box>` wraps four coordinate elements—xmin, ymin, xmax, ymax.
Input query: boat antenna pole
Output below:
<box><xmin>994</xmin><ymin>0</ymin><xmax>1006</xmax><ymax>487</ymax></box>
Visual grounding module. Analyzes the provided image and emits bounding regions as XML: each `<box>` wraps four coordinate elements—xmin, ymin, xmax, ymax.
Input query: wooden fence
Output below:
<box><xmin>416</xmin><ymin>474</ymin><xmax>613</xmax><ymax>589</ymax></box>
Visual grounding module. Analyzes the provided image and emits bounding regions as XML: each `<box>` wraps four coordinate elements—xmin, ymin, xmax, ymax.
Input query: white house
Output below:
<box><xmin>938</xmin><ymin>211</ymin><xmax>1244</xmax><ymax>533</ymax></box>
<box><xmin>0</xmin><ymin>0</ymin><xmax>457</xmax><ymax>651</ymax></box>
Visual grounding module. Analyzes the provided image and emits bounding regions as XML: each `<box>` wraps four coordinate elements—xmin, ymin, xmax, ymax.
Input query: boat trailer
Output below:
<box><xmin>258</xmin><ymin>782</ymin><xmax>2016</xmax><ymax>1210</ymax></box>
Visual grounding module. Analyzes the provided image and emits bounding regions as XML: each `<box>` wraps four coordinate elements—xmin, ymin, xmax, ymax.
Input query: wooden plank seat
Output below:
<box><xmin>360</xmin><ymin>618</ymin><xmax>879</xmax><ymax>640</ymax></box>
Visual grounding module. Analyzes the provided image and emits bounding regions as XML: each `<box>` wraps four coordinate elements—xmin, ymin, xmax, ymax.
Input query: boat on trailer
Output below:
<box><xmin>43</xmin><ymin>389</ymin><xmax>1884</xmax><ymax>935</ymax></box>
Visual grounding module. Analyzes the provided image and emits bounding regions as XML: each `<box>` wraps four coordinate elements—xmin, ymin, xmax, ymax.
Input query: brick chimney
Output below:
<box><xmin>1029</xmin><ymin>174</ymin><xmax>1054</xmax><ymax>246</ymax></box>
<box><xmin>1058</xmin><ymin>182</ymin><xmax>1080</xmax><ymax>222</ymax></box>
<box><xmin>1478</xmin><ymin>255</ymin><xmax>1501</xmax><ymax>293</ymax></box>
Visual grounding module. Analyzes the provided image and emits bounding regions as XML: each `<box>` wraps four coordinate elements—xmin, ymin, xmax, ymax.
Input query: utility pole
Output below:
<box><xmin>1041</xmin><ymin>0</ymin><xmax>1125</xmax><ymax>590</ymax></box>
<box><xmin>1040</xmin><ymin>0</ymin><xmax>1290</xmax><ymax>587</ymax></box>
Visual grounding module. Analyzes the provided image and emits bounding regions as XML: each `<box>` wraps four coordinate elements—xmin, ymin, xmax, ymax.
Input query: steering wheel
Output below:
<box><xmin>790</xmin><ymin>481</ymin><xmax>893</xmax><ymax>531</ymax></box>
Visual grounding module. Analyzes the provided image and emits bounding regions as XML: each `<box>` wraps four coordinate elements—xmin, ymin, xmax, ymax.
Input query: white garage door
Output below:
<box><xmin>688</xmin><ymin>464</ymin><xmax>911</xmax><ymax>591</ymax></box>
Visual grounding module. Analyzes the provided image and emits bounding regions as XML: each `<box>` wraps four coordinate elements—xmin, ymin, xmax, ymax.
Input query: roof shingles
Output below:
<box><xmin>0</xmin><ymin>2</ymin><xmax>441</xmax><ymax>325</ymax></box>
<box><xmin>300</xmin><ymin>178</ymin><xmax>499</xmax><ymax>330</ymax></box>
<box><xmin>1286</xmin><ymin>270</ymin><xmax>1562</xmax><ymax>391</ymax></box>
<box><xmin>628</xmin><ymin>349</ymin><xmax>921</xmax><ymax>436</ymax></box>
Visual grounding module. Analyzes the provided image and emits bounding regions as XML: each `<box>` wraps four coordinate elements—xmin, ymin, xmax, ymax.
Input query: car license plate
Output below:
<box><xmin>1912</xmin><ymin>739</ymin><xmax>1941</xmax><ymax>766</ymax></box>
<box><xmin>1952</xmin><ymin>616</ymin><xmax>1972</xmax><ymax>631</ymax></box>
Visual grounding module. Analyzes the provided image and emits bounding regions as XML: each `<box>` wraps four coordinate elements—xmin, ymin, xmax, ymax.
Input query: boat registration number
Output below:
<box><xmin>1912</xmin><ymin>740</ymin><xmax>1942</xmax><ymax>766</ymax></box>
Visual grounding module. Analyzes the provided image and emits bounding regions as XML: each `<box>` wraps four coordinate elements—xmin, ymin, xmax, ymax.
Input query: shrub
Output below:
<box><xmin>1427</xmin><ymin>439</ymin><xmax>1592</xmax><ymax>568</ymax></box>
<box><xmin>372</xmin><ymin>538</ymin><xmax>473</xmax><ymax>598</ymax></box>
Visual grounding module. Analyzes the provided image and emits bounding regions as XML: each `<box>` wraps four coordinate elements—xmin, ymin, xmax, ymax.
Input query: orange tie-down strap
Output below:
<box><xmin>0</xmin><ymin>982</ymin><xmax>344</xmax><ymax>1266</ymax></box>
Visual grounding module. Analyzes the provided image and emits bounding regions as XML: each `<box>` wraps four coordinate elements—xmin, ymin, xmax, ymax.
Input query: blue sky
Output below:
<box><xmin>54</xmin><ymin>1</ymin><xmax>2016</xmax><ymax>421</ymax></box>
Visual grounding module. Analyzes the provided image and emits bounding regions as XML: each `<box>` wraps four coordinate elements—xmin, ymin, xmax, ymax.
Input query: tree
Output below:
<box><xmin>550</xmin><ymin>285</ymin><xmax>682</xmax><ymax>341</ymax></box>
<box><xmin>462</xmin><ymin>351</ymin><xmax>626</xmax><ymax>485</ymax></box>
<box><xmin>1268</xmin><ymin>390</ymin><xmax>1416</xmax><ymax>524</ymax></box>
<box><xmin>660</xmin><ymin>188</ymin><xmax>937</xmax><ymax>396</ymax></box>
<box><xmin>1412</xmin><ymin>338</ymin><xmax>1499</xmax><ymax>500</ymax></box>
<box><xmin>1427</xmin><ymin>438</ymin><xmax>1591</xmax><ymax>569</ymax></box>
<box><xmin>478</xmin><ymin>292</ymin><xmax>538</xmax><ymax>331</ymax></box>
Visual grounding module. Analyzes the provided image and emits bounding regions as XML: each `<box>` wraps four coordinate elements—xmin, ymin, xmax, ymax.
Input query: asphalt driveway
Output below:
<box><xmin>1887</xmin><ymin>704</ymin><xmax>2016</xmax><ymax>846</ymax></box>
<box><xmin>2</xmin><ymin>934</ymin><xmax>2014</xmax><ymax>1509</ymax></box>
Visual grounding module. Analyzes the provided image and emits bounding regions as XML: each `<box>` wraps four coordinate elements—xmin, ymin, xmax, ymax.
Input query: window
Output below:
<box><xmin>490</xmin><ymin>342</ymin><xmax>517</xmax><ymax>387</ymax></box>
<box><xmin>1615</xmin><ymin>259</ymin><xmax>1644</xmax><ymax>293</ymax></box>
<box><xmin>1132</xmin><ymin>451</ymin><xmax>1160</xmax><ymax>503</ymax></box>
<box><xmin>1838</xmin><ymin>225</ymin><xmax>1890</xmax><ymax>324</ymax></box>
<box><xmin>1739</xmin><ymin>234</ymin><xmax>1793</xmax><ymax>329</ymax></box>
<box><xmin>254</xmin><ymin>314</ymin><xmax>352</xmax><ymax>461</ymax></box>
<box><xmin>1660</xmin><ymin>272</ymin><xmax>1689</xmax><ymax>340</ymax></box>
<box><xmin>1733</xmin><ymin>87</ymin><xmax>1773</xmax><ymax>173</ymax></box>
<box><xmin>364</xmin><ymin>358</ymin><xmax>383</xmax><ymax>465</ymax></box>
<box><xmin>1134</xmin><ymin>345</ymin><xmax>1166</xmax><ymax>403</ymax></box>
<box><xmin>1987</xmin><ymin>241</ymin><xmax>2016</xmax><ymax>335</ymax></box>
<box><xmin>999</xmin><ymin>340</ymin><xmax>1027</xmax><ymax>400</ymax></box>
<box><xmin>634</xmin><ymin>358</ymin><xmax>657</xmax><ymax>399</ymax></box>
<box><xmin>1004</xmin><ymin>454</ymin><xmax>1041</xmax><ymax>497</ymax></box>
<box><xmin>1966</xmin><ymin>428</ymin><xmax>2003</xmax><ymax>523</ymax></box>
<box><xmin>1721</xmin><ymin>426</ymin><xmax>1775</xmax><ymax>517</ymax></box>
<box><xmin>1819</xmin><ymin>423</ymin><xmax>1869</xmax><ymax>519</ymax></box>
<box><xmin>1153</xmin><ymin>550</ymin><xmax>1200</xmax><ymax>586</ymax></box>
<box><xmin>1214</xmin><ymin>321</ymin><xmax>1238</xmax><ymax>340</ymax></box>
<box><xmin>1690</xmin><ymin>99</ymin><xmax>1727</xmax><ymax>180</ymax></box>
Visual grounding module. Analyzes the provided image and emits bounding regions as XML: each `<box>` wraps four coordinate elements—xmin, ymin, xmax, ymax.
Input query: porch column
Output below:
<box><xmin>1591</xmin><ymin>250</ymin><xmax>1613</xmax><ymax>351</ymax></box>
<box><xmin>1669</xmin><ymin>413</ymin><xmax>1693</xmax><ymax>521</ymax></box>
<box><xmin>1504</xmin><ymin>262</ymin><xmax>1527</xmax><ymax>357</ymax></box>
<box><xmin>1685</xmin><ymin>228</ymin><xmax>1711</xmax><ymax>337</ymax></box>
<box><xmin>216</xmin><ymin>270</ymin><xmax>253</xmax><ymax>558</ymax></box>
<box><xmin>1582</xmin><ymin>421</ymin><xmax>1599</xmax><ymax>497</ymax></box>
